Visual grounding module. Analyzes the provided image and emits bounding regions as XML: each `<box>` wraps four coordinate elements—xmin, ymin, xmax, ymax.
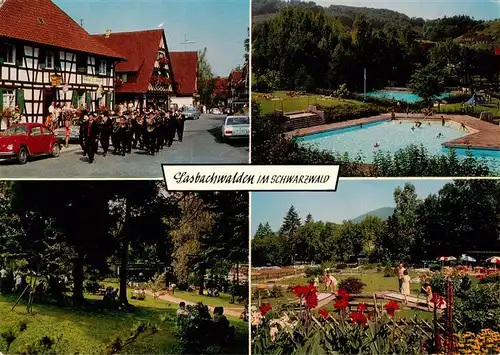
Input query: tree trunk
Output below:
<box><xmin>119</xmin><ymin>200</ymin><xmax>131</xmax><ymax>304</ymax></box>
<box><xmin>236</xmin><ymin>262</ymin><xmax>239</xmax><ymax>285</ymax></box>
<box><xmin>198</xmin><ymin>265</ymin><xmax>205</xmax><ymax>295</ymax></box>
<box><xmin>72</xmin><ymin>252</ymin><xmax>85</xmax><ymax>303</ymax></box>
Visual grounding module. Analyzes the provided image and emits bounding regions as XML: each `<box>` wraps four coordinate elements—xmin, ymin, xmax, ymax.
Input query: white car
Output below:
<box><xmin>212</xmin><ymin>108</ymin><xmax>221</xmax><ymax>115</ymax></box>
<box><xmin>221</xmin><ymin>115</ymin><xmax>249</xmax><ymax>141</ymax></box>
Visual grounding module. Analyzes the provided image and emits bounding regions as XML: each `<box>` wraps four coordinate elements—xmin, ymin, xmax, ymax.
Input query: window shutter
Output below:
<box><xmin>0</xmin><ymin>88</ymin><xmax>3</xmax><ymax>113</ymax></box>
<box><xmin>95</xmin><ymin>57</ymin><xmax>100</xmax><ymax>76</ymax></box>
<box><xmin>72</xmin><ymin>91</ymin><xmax>79</xmax><ymax>107</ymax></box>
<box><xmin>86</xmin><ymin>91</ymin><xmax>92</xmax><ymax>109</ymax></box>
<box><xmin>54</xmin><ymin>51</ymin><xmax>61</xmax><ymax>71</ymax></box>
<box><xmin>16</xmin><ymin>89</ymin><xmax>24</xmax><ymax>114</ymax></box>
<box><xmin>15</xmin><ymin>45</ymin><xmax>23</xmax><ymax>65</ymax></box>
<box><xmin>105</xmin><ymin>93</ymin><xmax>111</xmax><ymax>109</ymax></box>
<box><xmin>38</xmin><ymin>47</ymin><xmax>46</xmax><ymax>68</ymax></box>
<box><xmin>0</xmin><ymin>45</ymin><xmax>5</xmax><ymax>63</ymax></box>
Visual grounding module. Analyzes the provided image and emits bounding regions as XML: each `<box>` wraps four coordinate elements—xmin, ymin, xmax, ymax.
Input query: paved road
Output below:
<box><xmin>0</xmin><ymin>114</ymin><xmax>249</xmax><ymax>179</ymax></box>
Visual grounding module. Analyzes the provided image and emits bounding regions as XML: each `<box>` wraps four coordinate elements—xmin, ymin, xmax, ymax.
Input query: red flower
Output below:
<box><xmin>338</xmin><ymin>288</ymin><xmax>350</xmax><ymax>299</ymax></box>
<box><xmin>318</xmin><ymin>308</ymin><xmax>329</xmax><ymax>320</ymax></box>
<box><xmin>305</xmin><ymin>288</ymin><xmax>318</xmax><ymax>309</ymax></box>
<box><xmin>350</xmin><ymin>311</ymin><xmax>368</xmax><ymax>327</ymax></box>
<box><xmin>476</xmin><ymin>274</ymin><xmax>485</xmax><ymax>279</ymax></box>
<box><xmin>292</xmin><ymin>285</ymin><xmax>306</xmax><ymax>297</ymax></box>
<box><xmin>384</xmin><ymin>300</ymin><xmax>399</xmax><ymax>317</ymax></box>
<box><xmin>430</xmin><ymin>293</ymin><xmax>446</xmax><ymax>308</ymax></box>
<box><xmin>357</xmin><ymin>303</ymin><xmax>368</xmax><ymax>312</ymax></box>
<box><xmin>259</xmin><ymin>303</ymin><xmax>272</xmax><ymax>316</ymax></box>
<box><xmin>292</xmin><ymin>284</ymin><xmax>318</xmax><ymax>309</ymax></box>
<box><xmin>334</xmin><ymin>298</ymin><xmax>349</xmax><ymax>309</ymax></box>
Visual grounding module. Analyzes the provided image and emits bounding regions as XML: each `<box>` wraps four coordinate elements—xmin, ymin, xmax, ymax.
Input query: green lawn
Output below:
<box><xmin>441</xmin><ymin>97</ymin><xmax>500</xmax><ymax>117</ymax></box>
<box><xmin>0</xmin><ymin>287</ymin><xmax>248</xmax><ymax>354</ymax></box>
<box><xmin>173</xmin><ymin>291</ymin><xmax>239</xmax><ymax>309</ymax></box>
<box><xmin>253</xmin><ymin>91</ymin><xmax>367</xmax><ymax>114</ymax></box>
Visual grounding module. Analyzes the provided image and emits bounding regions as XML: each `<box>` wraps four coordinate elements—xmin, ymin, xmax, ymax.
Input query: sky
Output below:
<box><xmin>56</xmin><ymin>0</ymin><xmax>249</xmax><ymax>76</ymax></box>
<box><xmin>251</xmin><ymin>179</ymin><xmax>454</xmax><ymax>235</ymax></box>
<box><xmin>313</xmin><ymin>0</ymin><xmax>500</xmax><ymax>20</ymax></box>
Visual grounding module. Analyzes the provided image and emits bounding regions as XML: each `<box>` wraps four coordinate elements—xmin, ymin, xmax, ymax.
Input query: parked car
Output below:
<box><xmin>182</xmin><ymin>106</ymin><xmax>201</xmax><ymax>120</ymax></box>
<box><xmin>220</xmin><ymin>116</ymin><xmax>250</xmax><ymax>141</ymax></box>
<box><xmin>212</xmin><ymin>108</ymin><xmax>222</xmax><ymax>115</ymax></box>
<box><xmin>0</xmin><ymin>123</ymin><xmax>60</xmax><ymax>164</ymax></box>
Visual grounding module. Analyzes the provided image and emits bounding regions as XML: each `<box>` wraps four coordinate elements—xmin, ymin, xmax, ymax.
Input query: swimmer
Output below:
<box><xmin>428</xmin><ymin>122</ymin><xmax>431</xmax><ymax>126</ymax></box>
<box><xmin>411</xmin><ymin>126</ymin><xmax>415</xmax><ymax>131</ymax></box>
<box><xmin>415</xmin><ymin>121</ymin><xmax>422</xmax><ymax>128</ymax></box>
<box><xmin>461</xmin><ymin>123</ymin><xmax>467</xmax><ymax>131</ymax></box>
<box><xmin>437</xmin><ymin>133</ymin><xmax>443</xmax><ymax>138</ymax></box>
<box><xmin>374</xmin><ymin>142</ymin><xmax>380</xmax><ymax>148</ymax></box>
<box><xmin>441</xmin><ymin>116</ymin><xmax>445</xmax><ymax>126</ymax></box>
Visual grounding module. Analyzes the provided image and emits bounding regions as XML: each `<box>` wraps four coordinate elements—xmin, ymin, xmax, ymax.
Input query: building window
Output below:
<box><xmin>121</xmin><ymin>73</ymin><xmax>127</xmax><ymax>83</ymax></box>
<box><xmin>2</xmin><ymin>89</ymin><xmax>15</xmax><ymax>109</ymax></box>
<box><xmin>99</xmin><ymin>60</ymin><xmax>107</xmax><ymax>76</ymax></box>
<box><xmin>5</xmin><ymin>44</ymin><xmax>15</xmax><ymax>64</ymax></box>
<box><xmin>78</xmin><ymin>92</ymin><xmax>85</xmax><ymax>107</ymax></box>
<box><xmin>45</xmin><ymin>51</ymin><xmax>54</xmax><ymax>69</ymax></box>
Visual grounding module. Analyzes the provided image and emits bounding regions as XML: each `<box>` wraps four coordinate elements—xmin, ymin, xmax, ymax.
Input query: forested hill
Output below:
<box><xmin>252</xmin><ymin>0</ymin><xmax>424</xmax><ymax>29</ymax></box>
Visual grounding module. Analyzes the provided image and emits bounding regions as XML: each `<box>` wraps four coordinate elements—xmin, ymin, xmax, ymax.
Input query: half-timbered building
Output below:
<box><xmin>228</xmin><ymin>68</ymin><xmax>248</xmax><ymax>112</ymax></box>
<box><xmin>0</xmin><ymin>0</ymin><xmax>125</xmax><ymax>129</ymax></box>
<box><xmin>169</xmin><ymin>51</ymin><xmax>198</xmax><ymax>107</ymax></box>
<box><xmin>93</xmin><ymin>29</ymin><xmax>176</xmax><ymax>110</ymax></box>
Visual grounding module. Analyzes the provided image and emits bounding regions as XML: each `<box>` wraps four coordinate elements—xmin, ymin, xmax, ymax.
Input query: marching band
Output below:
<box><xmin>78</xmin><ymin>108</ymin><xmax>186</xmax><ymax>164</ymax></box>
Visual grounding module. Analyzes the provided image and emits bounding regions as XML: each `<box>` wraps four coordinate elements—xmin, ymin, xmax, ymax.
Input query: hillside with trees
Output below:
<box><xmin>252</xmin><ymin>0</ymin><xmax>499</xmax><ymax>93</ymax></box>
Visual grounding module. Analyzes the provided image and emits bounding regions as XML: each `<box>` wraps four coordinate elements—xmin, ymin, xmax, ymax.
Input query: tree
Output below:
<box><xmin>408</xmin><ymin>62</ymin><xmax>447</xmax><ymax>108</ymax></box>
<box><xmin>197</xmin><ymin>48</ymin><xmax>214</xmax><ymax>106</ymax></box>
<box><xmin>279</xmin><ymin>205</ymin><xmax>302</xmax><ymax>264</ymax></box>
<box><xmin>382</xmin><ymin>183</ymin><xmax>421</xmax><ymax>262</ymax></box>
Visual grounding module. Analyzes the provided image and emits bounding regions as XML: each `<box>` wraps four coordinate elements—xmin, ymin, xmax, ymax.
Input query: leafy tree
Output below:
<box><xmin>197</xmin><ymin>48</ymin><xmax>214</xmax><ymax>105</ymax></box>
<box><xmin>409</xmin><ymin>62</ymin><xmax>447</xmax><ymax>108</ymax></box>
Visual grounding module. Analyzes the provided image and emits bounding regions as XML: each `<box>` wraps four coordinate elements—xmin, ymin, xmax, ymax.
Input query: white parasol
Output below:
<box><xmin>459</xmin><ymin>255</ymin><xmax>476</xmax><ymax>262</ymax></box>
<box><xmin>437</xmin><ymin>256</ymin><xmax>457</xmax><ymax>262</ymax></box>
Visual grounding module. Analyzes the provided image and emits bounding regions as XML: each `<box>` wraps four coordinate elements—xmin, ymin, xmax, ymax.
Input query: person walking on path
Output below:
<box><xmin>398</xmin><ymin>264</ymin><xmax>406</xmax><ymax>292</ymax></box>
<box><xmin>401</xmin><ymin>269</ymin><xmax>411</xmax><ymax>304</ymax></box>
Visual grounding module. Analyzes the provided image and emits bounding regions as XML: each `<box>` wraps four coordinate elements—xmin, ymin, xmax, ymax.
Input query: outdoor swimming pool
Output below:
<box><xmin>365</xmin><ymin>90</ymin><xmax>452</xmax><ymax>103</ymax></box>
<box><xmin>299</xmin><ymin>120</ymin><xmax>500</xmax><ymax>172</ymax></box>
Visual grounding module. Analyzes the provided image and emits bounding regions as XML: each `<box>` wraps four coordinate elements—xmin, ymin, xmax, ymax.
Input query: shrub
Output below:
<box><xmin>383</xmin><ymin>267</ymin><xmax>395</xmax><ymax>277</ymax></box>
<box><xmin>454</xmin><ymin>283</ymin><xmax>500</xmax><ymax>333</ymax></box>
<box><xmin>269</xmin><ymin>285</ymin><xmax>284</xmax><ymax>298</ymax></box>
<box><xmin>338</xmin><ymin>277</ymin><xmax>366</xmax><ymax>294</ymax></box>
<box><xmin>429</xmin><ymin>264</ymin><xmax>442</xmax><ymax>272</ymax></box>
<box><xmin>318</xmin><ymin>104</ymin><xmax>382</xmax><ymax>124</ymax></box>
<box><xmin>480</xmin><ymin>273</ymin><xmax>500</xmax><ymax>284</ymax></box>
<box><xmin>304</xmin><ymin>266</ymin><xmax>324</xmax><ymax>278</ymax></box>
<box><xmin>336</xmin><ymin>263</ymin><xmax>347</xmax><ymax>270</ymax></box>
<box><xmin>83</xmin><ymin>279</ymin><xmax>100</xmax><ymax>294</ymax></box>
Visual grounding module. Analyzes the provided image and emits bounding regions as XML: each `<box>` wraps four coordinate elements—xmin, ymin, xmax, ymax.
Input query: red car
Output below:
<box><xmin>0</xmin><ymin>123</ymin><xmax>60</xmax><ymax>164</ymax></box>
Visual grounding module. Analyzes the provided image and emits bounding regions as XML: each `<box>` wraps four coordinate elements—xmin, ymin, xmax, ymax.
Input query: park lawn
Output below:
<box><xmin>0</xmin><ymin>288</ymin><xmax>248</xmax><ymax>355</ymax></box>
<box><xmin>274</xmin><ymin>271</ymin><xmax>422</xmax><ymax>294</ymax></box>
<box><xmin>441</xmin><ymin>97</ymin><xmax>500</xmax><ymax>117</ymax></box>
<box><xmin>172</xmin><ymin>291</ymin><xmax>238</xmax><ymax>309</ymax></box>
<box><xmin>253</xmin><ymin>91</ymin><xmax>367</xmax><ymax>114</ymax></box>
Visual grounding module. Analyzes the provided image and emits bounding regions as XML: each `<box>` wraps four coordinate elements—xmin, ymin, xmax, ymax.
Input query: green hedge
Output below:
<box><xmin>317</xmin><ymin>104</ymin><xmax>383</xmax><ymax>124</ymax></box>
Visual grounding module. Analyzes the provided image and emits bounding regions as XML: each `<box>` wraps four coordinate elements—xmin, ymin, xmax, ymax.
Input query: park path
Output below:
<box><xmin>143</xmin><ymin>290</ymin><xmax>243</xmax><ymax>318</ymax></box>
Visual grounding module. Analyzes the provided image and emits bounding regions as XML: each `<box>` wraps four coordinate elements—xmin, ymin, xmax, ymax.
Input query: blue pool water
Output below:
<box><xmin>299</xmin><ymin>120</ymin><xmax>500</xmax><ymax>172</ymax></box>
<box><xmin>365</xmin><ymin>90</ymin><xmax>452</xmax><ymax>103</ymax></box>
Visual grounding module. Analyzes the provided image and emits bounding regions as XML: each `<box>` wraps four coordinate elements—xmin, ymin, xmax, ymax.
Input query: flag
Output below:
<box><xmin>158</xmin><ymin>22</ymin><xmax>164</xmax><ymax>28</ymax></box>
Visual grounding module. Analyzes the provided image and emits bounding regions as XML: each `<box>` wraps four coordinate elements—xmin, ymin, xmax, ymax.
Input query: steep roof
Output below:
<box><xmin>229</xmin><ymin>70</ymin><xmax>243</xmax><ymax>84</ymax></box>
<box><xmin>0</xmin><ymin>0</ymin><xmax>124</xmax><ymax>59</ymax></box>
<box><xmin>93</xmin><ymin>29</ymin><xmax>164</xmax><ymax>94</ymax></box>
<box><xmin>213</xmin><ymin>77</ymin><xmax>228</xmax><ymax>95</ymax></box>
<box><xmin>169</xmin><ymin>51</ymin><xmax>197</xmax><ymax>96</ymax></box>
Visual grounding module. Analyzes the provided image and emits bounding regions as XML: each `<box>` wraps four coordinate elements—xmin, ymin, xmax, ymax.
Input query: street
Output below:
<box><xmin>0</xmin><ymin>114</ymin><xmax>249</xmax><ymax>179</ymax></box>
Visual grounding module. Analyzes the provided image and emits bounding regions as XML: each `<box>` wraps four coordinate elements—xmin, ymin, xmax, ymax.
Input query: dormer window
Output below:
<box><xmin>45</xmin><ymin>51</ymin><xmax>54</xmax><ymax>69</ymax></box>
<box><xmin>99</xmin><ymin>60</ymin><xmax>107</xmax><ymax>75</ymax></box>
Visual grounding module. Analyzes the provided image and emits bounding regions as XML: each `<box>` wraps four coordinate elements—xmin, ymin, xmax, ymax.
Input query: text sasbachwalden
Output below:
<box><xmin>173</xmin><ymin>172</ymin><xmax>331</xmax><ymax>184</ymax></box>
